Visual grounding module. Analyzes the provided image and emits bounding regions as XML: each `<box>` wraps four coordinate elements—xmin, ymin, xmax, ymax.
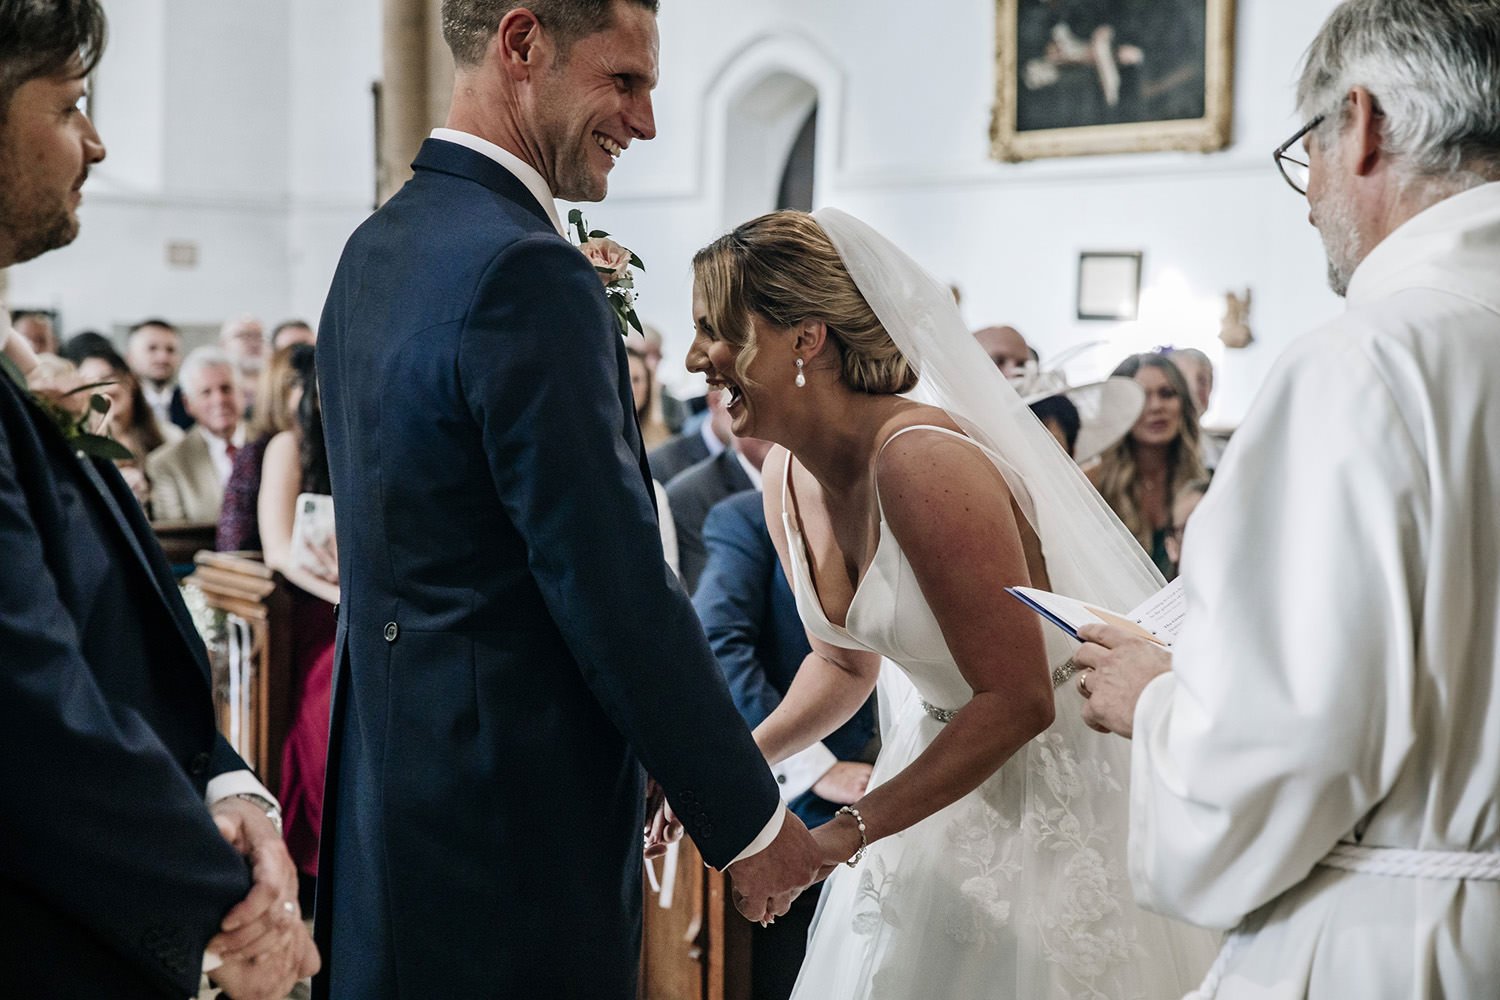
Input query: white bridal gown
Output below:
<box><xmin>782</xmin><ymin>426</ymin><xmax>1218</xmax><ymax>1000</ymax></box>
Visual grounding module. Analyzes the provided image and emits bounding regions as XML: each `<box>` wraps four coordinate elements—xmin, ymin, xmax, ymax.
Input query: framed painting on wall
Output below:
<box><xmin>991</xmin><ymin>0</ymin><xmax>1235</xmax><ymax>162</ymax></box>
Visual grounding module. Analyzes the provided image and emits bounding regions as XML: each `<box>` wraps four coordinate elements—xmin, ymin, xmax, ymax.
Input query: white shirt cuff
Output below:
<box><xmin>773</xmin><ymin>742</ymin><xmax>838</xmax><ymax>802</ymax></box>
<box><xmin>205</xmin><ymin>769</ymin><xmax>278</xmax><ymax>809</ymax></box>
<box><xmin>203</xmin><ymin>949</ymin><xmax>223</xmax><ymax>974</ymax></box>
<box><xmin>727</xmin><ymin>804</ymin><xmax>787</xmax><ymax>867</ymax></box>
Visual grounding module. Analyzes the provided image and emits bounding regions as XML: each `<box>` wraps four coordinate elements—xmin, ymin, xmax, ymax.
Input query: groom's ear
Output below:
<box><xmin>495</xmin><ymin>9</ymin><xmax>544</xmax><ymax>81</ymax></box>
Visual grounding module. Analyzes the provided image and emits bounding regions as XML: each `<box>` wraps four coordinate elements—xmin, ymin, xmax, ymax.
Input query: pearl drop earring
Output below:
<box><xmin>795</xmin><ymin>357</ymin><xmax>806</xmax><ymax>388</ymax></box>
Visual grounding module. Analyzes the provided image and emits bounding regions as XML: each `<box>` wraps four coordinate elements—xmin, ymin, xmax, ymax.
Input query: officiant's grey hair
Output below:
<box><xmin>443</xmin><ymin>0</ymin><xmax>660</xmax><ymax>66</ymax></box>
<box><xmin>1297</xmin><ymin>0</ymin><xmax>1500</xmax><ymax>185</ymax></box>
<box><xmin>0</xmin><ymin>0</ymin><xmax>106</xmax><ymax>123</ymax></box>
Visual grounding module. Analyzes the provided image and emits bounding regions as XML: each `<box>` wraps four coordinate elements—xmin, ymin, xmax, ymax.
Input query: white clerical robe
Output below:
<box><xmin>1129</xmin><ymin>181</ymin><xmax>1500</xmax><ymax>998</ymax></box>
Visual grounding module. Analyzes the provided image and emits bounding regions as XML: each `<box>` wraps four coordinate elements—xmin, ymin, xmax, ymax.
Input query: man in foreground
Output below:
<box><xmin>1074</xmin><ymin>1</ymin><xmax>1500</xmax><ymax>996</ymax></box>
<box><xmin>0</xmin><ymin>3</ymin><xmax>316</xmax><ymax>996</ymax></box>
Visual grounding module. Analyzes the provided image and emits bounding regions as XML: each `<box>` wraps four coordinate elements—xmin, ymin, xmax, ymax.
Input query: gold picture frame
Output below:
<box><xmin>991</xmin><ymin>0</ymin><xmax>1236</xmax><ymax>162</ymax></box>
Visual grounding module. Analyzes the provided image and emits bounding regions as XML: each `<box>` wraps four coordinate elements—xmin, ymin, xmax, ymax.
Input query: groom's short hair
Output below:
<box><xmin>0</xmin><ymin>0</ymin><xmax>107</xmax><ymax>125</ymax></box>
<box><xmin>443</xmin><ymin>0</ymin><xmax>660</xmax><ymax>68</ymax></box>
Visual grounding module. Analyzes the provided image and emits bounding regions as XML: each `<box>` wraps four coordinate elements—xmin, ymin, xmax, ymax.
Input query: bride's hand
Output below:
<box><xmin>810</xmin><ymin>811</ymin><xmax>864</xmax><ymax>880</ymax></box>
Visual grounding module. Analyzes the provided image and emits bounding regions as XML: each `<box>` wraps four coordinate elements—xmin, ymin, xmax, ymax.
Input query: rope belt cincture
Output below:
<box><xmin>1184</xmin><ymin>840</ymin><xmax>1500</xmax><ymax>999</ymax></box>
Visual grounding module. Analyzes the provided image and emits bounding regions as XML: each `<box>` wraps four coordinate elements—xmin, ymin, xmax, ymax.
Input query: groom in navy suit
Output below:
<box><xmin>313</xmin><ymin>2</ymin><xmax>823</xmax><ymax>997</ymax></box>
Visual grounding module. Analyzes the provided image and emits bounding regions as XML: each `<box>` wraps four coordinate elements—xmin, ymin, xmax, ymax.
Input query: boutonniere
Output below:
<box><xmin>568</xmin><ymin>209</ymin><xmax>646</xmax><ymax>337</ymax></box>
<box><xmin>0</xmin><ymin>352</ymin><xmax>134</xmax><ymax>461</ymax></box>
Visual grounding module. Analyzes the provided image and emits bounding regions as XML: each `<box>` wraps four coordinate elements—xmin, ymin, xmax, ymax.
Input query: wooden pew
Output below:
<box><xmin>640</xmin><ymin>838</ymin><xmax>751</xmax><ymax>1000</ymax></box>
<box><xmin>183</xmin><ymin>551</ymin><xmax>294</xmax><ymax>791</ymax></box>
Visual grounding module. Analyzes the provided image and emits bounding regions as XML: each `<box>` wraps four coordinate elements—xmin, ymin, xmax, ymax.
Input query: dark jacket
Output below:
<box><xmin>313</xmin><ymin>139</ymin><xmax>780</xmax><ymax>999</ymax></box>
<box><xmin>0</xmin><ymin>372</ymin><xmax>252</xmax><ymax>998</ymax></box>
<box><xmin>646</xmin><ymin>426</ymin><xmax>712</xmax><ymax>484</ymax></box>
<box><xmin>665</xmin><ymin>447</ymin><xmax>754</xmax><ymax>593</ymax></box>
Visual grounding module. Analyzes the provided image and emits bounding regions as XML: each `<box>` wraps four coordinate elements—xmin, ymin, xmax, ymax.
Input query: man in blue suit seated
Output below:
<box><xmin>695</xmin><ymin>490</ymin><xmax>879</xmax><ymax>1000</ymax></box>
<box><xmin>313</xmin><ymin>2</ymin><xmax>824</xmax><ymax>997</ymax></box>
<box><xmin>0</xmin><ymin>3</ymin><xmax>316</xmax><ymax>997</ymax></box>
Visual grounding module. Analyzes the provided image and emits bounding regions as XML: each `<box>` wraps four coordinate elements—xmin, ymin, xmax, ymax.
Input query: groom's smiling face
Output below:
<box><xmin>527</xmin><ymin>1</ymin><xmax>659</xmax><ymax>202</ymax></box>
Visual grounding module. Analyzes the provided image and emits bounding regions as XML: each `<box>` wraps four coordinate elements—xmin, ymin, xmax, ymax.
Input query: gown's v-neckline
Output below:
<box><xmin>782</xmin><ymin>455</ymin><xmax>890</xmax><ymax>635</ymax></box>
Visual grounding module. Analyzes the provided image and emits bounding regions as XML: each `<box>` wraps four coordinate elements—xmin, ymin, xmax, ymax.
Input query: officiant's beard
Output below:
<box><xmin>1315</xmin><ymin>177</ymin><xmax>1365</xmax><ymax>298</ymax></box>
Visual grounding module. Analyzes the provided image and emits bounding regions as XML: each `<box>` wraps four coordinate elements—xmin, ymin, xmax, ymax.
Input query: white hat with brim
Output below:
<box><xmin>1021</xmin><ymin>375</ymin><xmax>1145</xmax><ymax>464</ymax></box>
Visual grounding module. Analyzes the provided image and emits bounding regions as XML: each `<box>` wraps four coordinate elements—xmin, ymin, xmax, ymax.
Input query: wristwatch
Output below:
<box><xmin>231</xmin><ymin>792</ymin><xmax>284</xmax><ymax>837</ymax></box>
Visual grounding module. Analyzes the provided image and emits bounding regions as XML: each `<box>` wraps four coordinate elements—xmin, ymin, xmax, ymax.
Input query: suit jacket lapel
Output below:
<box><xmin>11</xmin><ymin>378</ymin><xmax>217</xmax><ymax>683</ymax></box>
<box><xmin>73</xmin><ymin>454</ymin><xmax>213</xmax><ymax>679</ymax></box>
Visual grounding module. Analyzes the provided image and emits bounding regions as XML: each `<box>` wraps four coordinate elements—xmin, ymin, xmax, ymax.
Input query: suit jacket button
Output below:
<box><xmin>383</xmin><ymin>622</ymin><xmax>399</xmax><ymax>642</ymax></box>
<box><xmin>189</xmin><ymin>752</ymin><xmax>210</xmax><ymax>776</ymax></box>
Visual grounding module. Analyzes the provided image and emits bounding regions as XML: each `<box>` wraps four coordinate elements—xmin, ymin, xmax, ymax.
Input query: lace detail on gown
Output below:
<box><xmin>782</xmin><ymin>427</ymin><xmax>1218</xmax><ymax>1000</ymax></box>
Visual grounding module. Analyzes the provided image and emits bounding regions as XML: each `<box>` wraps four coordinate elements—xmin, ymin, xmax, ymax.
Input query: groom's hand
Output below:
<box><xmin>725</xmin><ymin>811</ymin><xmax>823</xmax><ymax>923</ymax></box>
<box><xmin>1074</xmin><ymin>623</ymin><xmax>1172</xmax><ymax>738</ymax></box>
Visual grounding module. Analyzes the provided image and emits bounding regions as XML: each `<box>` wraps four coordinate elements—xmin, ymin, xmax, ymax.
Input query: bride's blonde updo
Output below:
<box><xmin>691</xmin><ymin>211</ymin><xmax>920</xmax><ymax>395</ymax></box>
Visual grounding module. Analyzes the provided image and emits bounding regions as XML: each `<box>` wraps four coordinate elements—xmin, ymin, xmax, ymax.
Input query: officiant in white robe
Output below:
<box><xmin>1072</xmin><ymin>2</ymin><xmax>1500</xmax><ymax>996</ymax></box>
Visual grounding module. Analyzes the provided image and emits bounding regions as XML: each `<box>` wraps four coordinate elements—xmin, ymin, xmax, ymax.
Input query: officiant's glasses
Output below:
<box><xmin>1273</xmin><ymin>114</ymin><xmax>1324</xmax><ymax>195</ymax></box>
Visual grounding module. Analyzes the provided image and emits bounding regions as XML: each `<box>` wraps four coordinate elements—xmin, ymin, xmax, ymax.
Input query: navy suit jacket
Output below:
<box><xmin>693</xmin><ymin>491</ymin><xmax>878</xmax><ymax>830</ymax></box>
<box><xmin>313</xmin><ymin>139</ymin><xmax>780</xmax><ymax>999</ymax></box>
<box><xmin>665</xmin><ymin>446</ymin><xmax>754</xmax><ymax>593</ymax></box>
<box><xmin>167</xmin><ymin>384</ymin><xmax>193</xmax><ymax>431</ymax></box>
<box><xmin>0</xmin><ymin>373</ymin><xmax>252</xmax><ymax>997</ymax></box>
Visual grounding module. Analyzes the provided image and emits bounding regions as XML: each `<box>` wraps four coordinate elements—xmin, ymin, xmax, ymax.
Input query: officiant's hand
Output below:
<box><xmin>1073</xmin><ymin>624</ymin><xmax>1173</xmax><ymax>738</ymax></box>
<box><xmin>726</xmin><ymin>810</ymin><xmax>823</xmax><ymax>924</ymax></box>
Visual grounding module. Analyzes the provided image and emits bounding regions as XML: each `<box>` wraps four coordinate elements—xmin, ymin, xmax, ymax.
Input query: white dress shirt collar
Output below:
<box><xmin>429</xmin><ymin>128</ymin><xmax>567</xmax><ymax>238</ymax></box>
<box><xmin>198</xmin><ymin>423</ymin><xmax>246</xmax><ymax>486</ymax></box>
<box><xmin>734</xmin><ymin>448</ymin><xmax>764</xmax><ymax>492</ymax></box>
<box><xmin>699</xmin><ymin>416</ymin><xmax>727</xmax><ymax>459</ymax></box>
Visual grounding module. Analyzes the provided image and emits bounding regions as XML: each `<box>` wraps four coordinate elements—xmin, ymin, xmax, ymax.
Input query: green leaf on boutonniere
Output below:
<box><xmin>628</xmin><ymin>253</ymin><xmax>645</xmax><ymax>271</ymax></box>
<box><xmin>589</xmin><ymin>230</ymin><xmax>611</xmax><ymax>239</ymax></box>
<box><xmin>73</xmin><ymin>432</ymin><xmax>133</xmax><ymax>462</ymax></box>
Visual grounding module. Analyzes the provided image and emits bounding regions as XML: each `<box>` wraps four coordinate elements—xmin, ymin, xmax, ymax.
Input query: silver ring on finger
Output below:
<box><xmin>1077</xmin><ymin>670</ymin><xmax>1091</xmax><ymax>697</ymax></box>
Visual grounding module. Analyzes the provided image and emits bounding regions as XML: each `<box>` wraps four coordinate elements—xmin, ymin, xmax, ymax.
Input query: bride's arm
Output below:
<box><xmin>753</xmin><ymin>447</ymin><xmax>883</xmax><ymax>766</ymax></box>
<box><xmin>816</xmin><ymin>432</ymin><xmax>1053</xmax><ymax>864</ymax></box>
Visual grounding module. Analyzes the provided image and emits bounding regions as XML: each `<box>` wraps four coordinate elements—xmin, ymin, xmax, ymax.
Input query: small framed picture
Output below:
<box><xmin>1076</xmin><ymin>251</ymin><xmax>1143</xmax><ymax>321</ymax></box>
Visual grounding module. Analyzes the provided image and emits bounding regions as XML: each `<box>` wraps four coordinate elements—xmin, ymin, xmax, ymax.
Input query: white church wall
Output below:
<box><xmin>6</xmin><ymin>0</ymin><xmax>379</xmax><ymax>345</ymax></box>
<box><xmin>580</xmin><ymin>0</ymin><xmax>1346</xmax><ymax>428</ymax></box>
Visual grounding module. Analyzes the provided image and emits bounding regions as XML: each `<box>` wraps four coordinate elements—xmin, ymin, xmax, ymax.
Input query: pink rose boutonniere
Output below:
<box><xmin>0</xmin><ymin>349</ymin><xmax>132</xmax><ymax>461</ymax></box>
<box><xmin>569</xmin><ymin>209</ymin><xmax>646</xmax><ymax>337</ymax></box>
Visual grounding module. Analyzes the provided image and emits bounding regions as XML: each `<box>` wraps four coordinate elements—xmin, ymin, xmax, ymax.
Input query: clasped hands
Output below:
<box><xmin>1072</xmin><ymin>623</ymin><xmax>1173</xmax><ymax>738</ymax></box>
<box><xmin>205</xmin><ymin>797</ymin><xmax>320</xmax><ymax>1000</ymax></box>
<box><xmin>644</xmin><ymin>780</ymin><xmax>861</xmax><ymax>924</ymax></box>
